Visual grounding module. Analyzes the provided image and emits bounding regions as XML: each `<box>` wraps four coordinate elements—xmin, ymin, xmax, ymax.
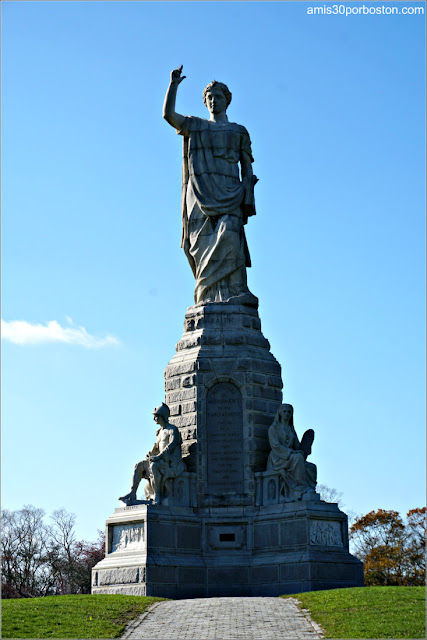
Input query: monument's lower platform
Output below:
<box><xmin>91</xmin><ymin>497</ymin><xmax>363</xmax><ymax>598</ymax></box>
<box><xmin>92</xmin><ymin>302</ymin><xmax>363</xmax><ymax>596</ymax></box>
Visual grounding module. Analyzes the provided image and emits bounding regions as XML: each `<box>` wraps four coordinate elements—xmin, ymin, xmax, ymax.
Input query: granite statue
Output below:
<box><xmin>119</xmin><ymin>403</ymin><xmax>186</xmax><ymax>505</ymax></box>
<box><xmin>267</xmin><ymin>404</ymin><xmax>317</xmax><ymax>501</ymax></box>
<box><xmin>92</xmin><ymin>69</ymin><xmax>364</xmax><ymax>598</ymax></box>
<box><xmin>163</xmin><ymin>65</ymin><xmax>258</xmax><ymax>307</ymax></box>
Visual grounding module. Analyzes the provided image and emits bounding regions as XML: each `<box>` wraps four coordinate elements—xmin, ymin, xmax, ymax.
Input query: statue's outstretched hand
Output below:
<box><xmin>171</xmin><ymin>65</ymin><xmax>186</xmax><ymax>85</ymax></box>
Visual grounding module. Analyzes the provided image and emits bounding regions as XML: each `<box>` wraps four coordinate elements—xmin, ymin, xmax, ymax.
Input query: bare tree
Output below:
<box><xmin>1</xmin><ymin>505</ymin><xmax>55</xmax><ymax>597</ymax></box>
<box><xmin>48</xmin><ymin>509</ymin><xmax>77</xmax><ymax>594</ymax></box>
<box><xmin>317</xmin><ymin>484</ymin><xmax>345</xmax><ymax>508</ymax></box>
<box><xmin>1</xmin><ymin>505</ymin><xmax>105</xmax><ymax>598</ymax></box>
<box><xmin>404</xmin><ymin>507</ymin><xmax>426</xmax><ymax>585</ymax></box>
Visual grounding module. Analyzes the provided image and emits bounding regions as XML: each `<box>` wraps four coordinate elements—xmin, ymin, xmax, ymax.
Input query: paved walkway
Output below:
<box><xmin>122</xmin><ymin>597</ymin><xmax>323</xmax><ymax>639</ymax></box>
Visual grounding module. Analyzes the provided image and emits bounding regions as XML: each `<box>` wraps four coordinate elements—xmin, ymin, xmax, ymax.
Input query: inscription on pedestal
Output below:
<box><xmin>206</xmin><ymin>382</ymin><xmax>244</xmax><ymax>494</ymax></box>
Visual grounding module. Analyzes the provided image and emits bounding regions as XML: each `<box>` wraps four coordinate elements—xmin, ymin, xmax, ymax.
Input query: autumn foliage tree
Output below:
<box><xmin>349</xmin><ymin>507</ymin><xmax>426</xmax><ymax>586</ymax></box>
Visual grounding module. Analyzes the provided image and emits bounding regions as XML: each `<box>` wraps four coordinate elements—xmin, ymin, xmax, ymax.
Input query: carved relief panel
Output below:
<box><xmin>310</xmin><ymin>520</ymin><xmax>343</xmax><ymax>547</ymax></box>
<box><xmin>110</xmin><ymin>523</ymin><xmax>145</xmax><ymax>554</ymax></box>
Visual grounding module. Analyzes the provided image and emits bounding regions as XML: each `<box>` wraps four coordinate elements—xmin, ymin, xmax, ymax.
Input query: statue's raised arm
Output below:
<box><xmin>164</xmin><ymin>67</ymin><xmax>259</xmax><ymax>308</ymax></box>
<box><xmin>163</xmin><ymin>65</ymin><xmax>186</xmax><ymax>131</ymax></box>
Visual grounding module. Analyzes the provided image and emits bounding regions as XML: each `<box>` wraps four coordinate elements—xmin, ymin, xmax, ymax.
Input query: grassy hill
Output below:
<box><xmin>1</xmin><ymin>594</ymin><xmax>166</xmax><ymax>639</ymax></box>
<box><xmin>1</xmin><ymin>586</ymin><xmax>425</xmax><ymax>639</ymax></box>
<box><xmin>284</xmin><ymin>586</ymin><xmax>426</xmax><ymax>639</ymax></box>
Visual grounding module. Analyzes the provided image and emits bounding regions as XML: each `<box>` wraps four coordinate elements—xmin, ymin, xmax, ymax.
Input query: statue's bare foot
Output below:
<box><xmin>227</xmin><ymin>292</ymin><xmax>259</xmax><ymax>308</ymax></box>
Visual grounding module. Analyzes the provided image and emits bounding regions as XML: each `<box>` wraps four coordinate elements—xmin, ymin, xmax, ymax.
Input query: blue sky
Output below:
<box><xmin>1</xmin><ymin>1</ymin><xmax>425</xmax><ymax>542</ymax></box>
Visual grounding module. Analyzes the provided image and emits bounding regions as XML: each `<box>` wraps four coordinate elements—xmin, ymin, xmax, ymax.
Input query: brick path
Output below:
<box><xmin>122</xmin><ymin>597</ymin><xmax>323</xmax><ymax>639</ymax></box>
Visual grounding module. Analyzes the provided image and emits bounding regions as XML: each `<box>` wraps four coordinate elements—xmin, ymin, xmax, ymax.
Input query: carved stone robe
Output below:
<box><xmin>144</xmin><ymin>424</ymin><xmax>186</xmax><ymax>500</ymax></box>
<box><xmin>267</xmin><ymin>420</ymin><xmax>317</xmax><ymax>501</ymax></box>
<box><xmin>178</xmin><ymin>116</ymin><xmax>255</xmax><ymax>304</ymax></box>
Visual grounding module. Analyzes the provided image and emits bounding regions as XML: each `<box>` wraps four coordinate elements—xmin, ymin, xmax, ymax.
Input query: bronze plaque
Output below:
<box><xmin>206</xmin><ymin>382</ymin><xmax>244</xmax><ymax>493</ymax></box>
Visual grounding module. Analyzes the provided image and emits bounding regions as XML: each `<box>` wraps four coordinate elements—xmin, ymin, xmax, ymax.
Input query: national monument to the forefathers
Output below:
<box><xmin>91</xmin><ymin>66</ymin><xmax>363</xmax><ymax>597</ymax></box>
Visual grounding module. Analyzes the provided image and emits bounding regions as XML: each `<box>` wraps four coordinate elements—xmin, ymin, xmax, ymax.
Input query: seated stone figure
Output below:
<box><xmin>119</xmin><ymin>403</ymin><xmax>186</xmax><ymax>505</ymax></box>
<box><xmin>267</xmin><ymin>404</ymin><xmax>317</xmax><ymax>501</ymax></box>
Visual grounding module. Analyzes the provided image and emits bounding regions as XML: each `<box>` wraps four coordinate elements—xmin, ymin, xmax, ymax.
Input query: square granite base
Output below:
<box><xmin>91</xmin><ymin>499</ymin><xmax>363</xmax><ymax>597</ymax></box>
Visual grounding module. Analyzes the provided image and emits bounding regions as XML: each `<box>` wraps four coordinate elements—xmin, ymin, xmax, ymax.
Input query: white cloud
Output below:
<box><xmin>1</xmin><ymin>319</ymin><xmax>120</xmax><ymax>348</ymax></box>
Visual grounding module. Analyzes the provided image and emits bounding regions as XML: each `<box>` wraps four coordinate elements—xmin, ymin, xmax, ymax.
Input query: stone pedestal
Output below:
<box><xmin>165</xmin><ymin>302</ymin><xmax>283</xmax><ymax>507</ymax></box>
<box><xmin>92</xmin><ymin>301</ymin><xmax>363</xmax><ymax>596</ymax></box>
<box><xmin>92</xmin><ymin>498</ymin><xmax>363</xmax><ymax>597</ymax></box>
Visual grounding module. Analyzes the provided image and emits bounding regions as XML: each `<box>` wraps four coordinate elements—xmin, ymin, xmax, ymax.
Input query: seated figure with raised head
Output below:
<box><xmin>267</xmin><ymin>403</ymin><xmax>317</xmax><ymax>501</ymax></box>
<box><xmin>119</xmin><ymin>403</ymin><xmax>186</xmax><ymax>505</ymax></box>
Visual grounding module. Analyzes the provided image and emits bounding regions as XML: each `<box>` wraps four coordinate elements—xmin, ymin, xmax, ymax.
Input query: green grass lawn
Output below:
<box><xmin>2</xmin><ymin>587</ymin><xmax>425</xmax><ymax>639</ymax></box>
<box><xmin>284</xmin><ymin>586</ymin><xmax>426</xmax><ymax>639</ymax></box>
<box><xmin>1</xmin><ymin>594</ymin><xmax>167</xmax><ymax>639</ymax></box>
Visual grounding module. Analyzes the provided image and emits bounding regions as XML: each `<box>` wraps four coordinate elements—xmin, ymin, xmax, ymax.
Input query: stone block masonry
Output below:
<box><xmin>92</xmin><ymin>302</ymin><xmax>363</xmax><ymax>597</ymax></box>
<box><xmin>91</xmin><ymin>68</ymin><xmax>364</xmax><ymax>598</ymax></box>
<box><xmin>92</xmin><ymin>501</ymin><xmax>363</xmax><ymax>598</ymax></box>
<box><xmin>164</xmin><ymin>302</ymin><xmax>283</xmax><ymax>508</ymax></box>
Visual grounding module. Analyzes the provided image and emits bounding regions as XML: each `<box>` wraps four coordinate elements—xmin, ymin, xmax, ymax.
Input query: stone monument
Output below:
<box><xmin>91</xmin><ymin>66</ymin><xmax>363</xmax><ymax>597</ymax></box>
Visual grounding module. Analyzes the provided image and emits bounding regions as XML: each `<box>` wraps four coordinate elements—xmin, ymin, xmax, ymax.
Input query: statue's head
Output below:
<box><xmin>277</xmin><ymin>403</ymin><xmax>294</xmax><ymax>426</ymax></box>
<box><xmin>153</xmin><ymin>403</ymin><xmax>170</xmax><ymax>425</ymax></box>
<box><xmin>203</xmin><ymin>81</ymin><xmax>232</xmax><ymax>112</ymax></box>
